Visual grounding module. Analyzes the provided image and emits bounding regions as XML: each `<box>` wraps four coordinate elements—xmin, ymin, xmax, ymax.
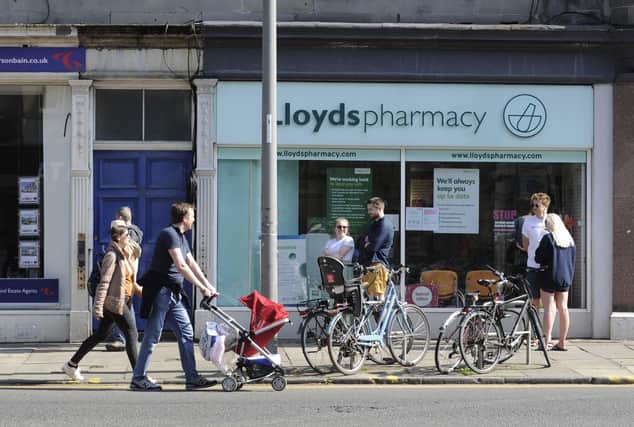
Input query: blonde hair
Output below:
<box><xmin>545</xmin><ymin>213</ymin><xmax>574</xmax><ymax>248</ymax></box>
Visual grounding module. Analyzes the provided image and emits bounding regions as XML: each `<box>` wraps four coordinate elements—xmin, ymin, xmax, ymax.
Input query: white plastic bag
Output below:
<box><xmin>199</xmin><ymin>321</ymin><xmax>226</xmax><ymax>368</ymax></box>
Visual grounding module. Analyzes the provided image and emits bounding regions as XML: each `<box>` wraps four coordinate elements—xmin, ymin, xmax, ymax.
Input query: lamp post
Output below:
<box><xmin>261</xmin><ymin>0</ymin><xmax>278</xmax><ymax>303</ymax></box>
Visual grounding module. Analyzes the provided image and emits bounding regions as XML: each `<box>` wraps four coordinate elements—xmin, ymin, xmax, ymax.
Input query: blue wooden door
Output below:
<box><xmin>93</xmin><ymin>151</ymin><xmax>193</xmax><ymax>330</ymax></box>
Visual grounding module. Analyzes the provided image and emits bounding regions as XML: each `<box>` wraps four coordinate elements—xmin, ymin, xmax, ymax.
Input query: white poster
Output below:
<box><xmin>406</xmin><ymin>207</ymin><xmax>424</xmax><ymax>231</ymax></box>
<box><xmin>277</xmin><ymin>236</ymin><xmax>308</xmax><ymax>305</ymax></box>
<box><xmin>18</xmin><ymin>177</ymin><xmax>39</xmax><ymax>205</ymax></box>
<box><xmin>433</xmin><ymin>168</ymin><xmax>480</xmax><ymax>234</ymax></box>
<box><xmin>18</xmin><ymin>240</ymin><xmax>39</xmax><ymax>268</ymax></box>
<box><xmin>422</xmin><ymin>208</ymin><xmax>439</xmax><ymax>231</ymax></box>
<box><xmin>19</xmin><ymin>209</ymin><xmax>40</xmax><ymax>236</ymax></box>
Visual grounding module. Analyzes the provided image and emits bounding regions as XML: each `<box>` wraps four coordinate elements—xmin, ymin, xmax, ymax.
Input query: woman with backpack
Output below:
<box><xmin>62</xmin><ymin>224</ymin><xmax>142</xmax><ymax>381</ymax></box>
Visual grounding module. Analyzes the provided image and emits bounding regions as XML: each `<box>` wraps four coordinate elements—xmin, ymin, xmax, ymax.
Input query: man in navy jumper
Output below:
<box><xmin>362</xmin><ymin>197</ymin><xmax>394</xmax><ymax>301</ymax></box>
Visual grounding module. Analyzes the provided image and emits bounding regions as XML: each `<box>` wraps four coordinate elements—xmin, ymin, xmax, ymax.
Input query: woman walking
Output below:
<box><xmin>535</xmin><ymin>213</ymin><xmax>576</xmax><ymax>351</ymax></box>
<box><xmin>62</xmin><ymin>224</ymin><xmax>142</xmax><ymax>380</ymax></box>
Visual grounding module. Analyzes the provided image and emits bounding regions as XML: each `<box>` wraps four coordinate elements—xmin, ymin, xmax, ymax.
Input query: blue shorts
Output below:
<box><xmin>526</xmin><ymin>270</ymin><xmax>541</xmax><ymax>299</ymax></box>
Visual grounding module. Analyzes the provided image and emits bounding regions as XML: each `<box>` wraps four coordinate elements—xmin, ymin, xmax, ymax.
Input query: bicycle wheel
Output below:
<box><xmin>527</xmin><ymin>304</ymin><xmax>552</xmax><ymax>367</ymax></box>
<box><xmin>327</xmin><ymin>311</ymin><xmax>368</xmax><ymax>375</ymax></box>
<box><xmin>300</xmin><ymin>311</ymin><xmax>334</xmax><ymax>374</ymax></box>
<box><xmin>387</xmin><ymin>304</ymin><xmax>431</xmax><ymax>366</ymax></box>
<box><xmin>458</xmin><ymin>310</ymin><xmax>502</xmax><ymax>374</ymax></box>
<box><xmin>497</xmin><ymin>307</ymin><xmax>528</xmax><ymax>363</ymax></box>
<box><xmin>435</xmin><ymin>310</ymin><xmax>464</xmax><ymax>374</ymax></box>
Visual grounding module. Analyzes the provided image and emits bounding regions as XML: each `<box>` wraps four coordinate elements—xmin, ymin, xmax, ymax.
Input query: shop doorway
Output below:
<box><xmin>93</xmin><ymin>150</ymin><xmax>193</xmax><ymax>330</ymax></box>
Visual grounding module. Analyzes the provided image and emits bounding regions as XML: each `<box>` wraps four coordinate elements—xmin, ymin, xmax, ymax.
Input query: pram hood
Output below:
<box><xmin>237</xmin><ymin>291</ymin><xmax>289</xmax><ymax>357</ymax></box>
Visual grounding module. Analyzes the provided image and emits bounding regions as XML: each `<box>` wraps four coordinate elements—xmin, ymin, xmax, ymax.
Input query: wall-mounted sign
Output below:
<box><xmin>217</xmin><ymin>82</ymin><xmax>593</xmax><ymax>149</ymax></box>
<box><xmin>0</xmin><ymin>279</ymin><xmax>58</xmax><ymax>303</ymax></box>
<box><xmin>18</xmin><ymin>177</ymin><xmax>39</xmax><ymax>205</ymax></box>
<box><xmin>19</xmin><ymin>209</ymin><xmax>39</xmax><ymax>236</ymax></box>
<box><xmin>0</xmin><ymin>47</ymin><xmax>85</xmax><ymax>72</ymax></box>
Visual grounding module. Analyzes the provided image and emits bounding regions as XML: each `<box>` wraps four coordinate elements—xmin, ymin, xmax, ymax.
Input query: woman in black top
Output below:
<box><xmin>535</xmin><ymin>213</ymin><xmax>576</xmax><ymax>351</ymax></box>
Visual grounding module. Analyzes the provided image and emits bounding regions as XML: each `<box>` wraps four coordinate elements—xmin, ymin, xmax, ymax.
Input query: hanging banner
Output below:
<box><xmin>326</xmin><ymin>168</ymin><xmax>372</xmax><ymax>236</ymax></box>
<box><xmin>433</xmin><ymin>168</ymin><xmax>480</xmax><ymax>234</ymax></box>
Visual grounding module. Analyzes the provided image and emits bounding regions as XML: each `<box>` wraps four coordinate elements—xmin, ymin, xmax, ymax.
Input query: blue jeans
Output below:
<box><xmin>108</xmin><ymin>325</ymin><xmax>125</xmax><ymax>343</ymax></box>
<box><xmin>132</xmin><ymin>287</ymin><xmax>199</xmax><ymax>383</ymax></box>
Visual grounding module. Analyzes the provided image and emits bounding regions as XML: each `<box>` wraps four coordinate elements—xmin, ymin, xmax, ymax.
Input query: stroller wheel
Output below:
<box><xmin>222</xmin><ymin>376</ymin><xmax>238</xmax><ymax>392</ymax></box>
<box><xmin>271</xmin><ymin>375</ymin><xmax>286</xmax><ymax>392</ymax></box>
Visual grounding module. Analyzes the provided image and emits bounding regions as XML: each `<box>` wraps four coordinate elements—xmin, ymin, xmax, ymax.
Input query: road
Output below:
<box><xmin>1</xmin><ymin>384</ymin><xmax>633</xmax><ymax>426</ymax></box>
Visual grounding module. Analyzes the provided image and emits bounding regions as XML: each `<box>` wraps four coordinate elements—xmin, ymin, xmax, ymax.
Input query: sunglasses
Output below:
<box><xmin>336</xmin><ymin>225</ymin><xmax>348</xmax><ymax>230</ymax></box>
<box><xmin>532</xmin><ymin>204</ymin><xmax>542</xmax><ymax>208</ymax></box>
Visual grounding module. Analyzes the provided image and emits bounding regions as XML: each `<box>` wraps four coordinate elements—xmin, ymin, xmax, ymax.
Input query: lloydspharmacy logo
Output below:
<box><xmin>503</xmin><ymin>94</ymin><xmax>547</xmax><ymax>138</ymax></box>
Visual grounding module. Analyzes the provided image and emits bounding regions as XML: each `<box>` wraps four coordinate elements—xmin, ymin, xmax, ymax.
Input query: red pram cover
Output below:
<box><xmin>238</xmin><ymin>291</ymin><xmax>289</xmax><ymax>357</ymax></box>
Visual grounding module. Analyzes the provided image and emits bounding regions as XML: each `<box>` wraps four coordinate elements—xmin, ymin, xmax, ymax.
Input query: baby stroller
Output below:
<box><xmin>200</xmin><ymin>291</ymin><xmax>290</xmax><ymax>392</ymax></box>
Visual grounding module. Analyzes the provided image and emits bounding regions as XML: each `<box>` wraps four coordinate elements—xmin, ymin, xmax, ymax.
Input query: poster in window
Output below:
<box><xmin>18</xmin><ymin>177</ymin><xmax>39</xmax><ymax>205</ymax></box>
<box><xmin>433</xmin><ymin>168</ymin><xmax>480</xmax><ymax>234</ymax></box>
<box><xmin>277</xmin><ymin>235</ymin><xmax>308</xmax><ymax>306</ymax></box>
<box><xmin>19</xmin><ymin>209</ymin><xmax>40</xmax><ymax>236</ymax></box>
<box><xmin>326</xmin><ymin>168</ymin><xmax>372</xmax><ymax>235</ymax></box>
<box><xmin>18</xmin><ymin>240</ymin><xmax>39</xmax><ymax>269</ymax></box>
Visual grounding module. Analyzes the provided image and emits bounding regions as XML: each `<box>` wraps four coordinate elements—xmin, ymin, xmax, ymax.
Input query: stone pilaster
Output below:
<box><xmin>68</xmin><ymin>79</ymin><xmax>93</xmax><ymax>342</ymax></box>
<box><xmin>192</xmin><ymin>79</ymin><xmax>218</xmax><ymax>337</ymax></box>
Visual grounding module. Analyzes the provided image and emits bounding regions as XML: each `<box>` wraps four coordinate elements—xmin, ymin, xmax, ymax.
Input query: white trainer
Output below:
<box><xmin>62</xmin><ymin>361</ymin><xmax>84</xmax><ymax>381</ymax></box>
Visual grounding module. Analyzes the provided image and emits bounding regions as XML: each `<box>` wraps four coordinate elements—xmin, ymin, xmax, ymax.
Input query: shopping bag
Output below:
<box><xmin>199</xmin><ymin>321</ymin><xmax>226</xmax><ymax>367</ymax></box>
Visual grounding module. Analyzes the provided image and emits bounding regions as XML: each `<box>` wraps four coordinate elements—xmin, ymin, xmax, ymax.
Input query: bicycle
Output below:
<box><xmin>457</xmin><ymin>266</ymin><xmax>551</xmax><ymax>374</ymax></box>
<box><xmin>298</xmin><ymin>257</ymin><xmax>373</xmax><ymax>374</ymax></box>
<box><xmin>327</xmin><ymin>265</ymin><xmax>431</xmax><ymax>375</ymax></box>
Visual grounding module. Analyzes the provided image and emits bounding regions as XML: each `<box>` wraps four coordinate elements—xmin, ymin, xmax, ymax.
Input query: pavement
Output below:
<box><xmin>2</xmin><ymin>339</ymin><xmax>634</xmax><ymax>388</ymax></box>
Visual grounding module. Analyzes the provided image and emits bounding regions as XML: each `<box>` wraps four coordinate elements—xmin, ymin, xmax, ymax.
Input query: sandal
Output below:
<box><xmin>551</xmin><ymin>344</ymin><xmax>568</xmax><ymax>352</ymax></box>
<box><xmin>535</xmin><ymin>342</ymin><xmax>553</xmax><ymax>351</ymax></box>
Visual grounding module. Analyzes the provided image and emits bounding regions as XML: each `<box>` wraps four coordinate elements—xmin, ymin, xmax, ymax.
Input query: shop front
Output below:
<box><xmin>211</xmin><ymin>81</ymin><xmax>611</xmax><ymax>338</ymax></box>
<box><xmin>0</xmin><ymin>31</ymin><xmax>84</xmax><ymax>341</ymax></box>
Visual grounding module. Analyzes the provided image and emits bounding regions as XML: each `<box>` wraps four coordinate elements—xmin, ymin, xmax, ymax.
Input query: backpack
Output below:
<box><xmin>87</xmin><ymin>249</ymin><xmax>119</xmax><ymax>297</ymax></box>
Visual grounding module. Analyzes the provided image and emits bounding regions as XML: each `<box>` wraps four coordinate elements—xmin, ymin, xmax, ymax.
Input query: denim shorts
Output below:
<box><xmin>526</xmin><ymin>269</ymin><xmax>541</xmax><ymax>299</ymax></box>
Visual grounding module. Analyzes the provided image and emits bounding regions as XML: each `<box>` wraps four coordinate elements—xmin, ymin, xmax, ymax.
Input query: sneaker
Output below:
<box><xmin>62</xmin><ymin>361</ymin><xmax>84</xmax><ymax>381</ymax></box>
<box><xmin>185</xmin><ymin>376</ymin><xmax>217</xmax><ymax>391</ymax></box>
<box><xmin>105</xmin><ymin>341</ymin><xmax>125</xmax><ymax>352</ymax></box>
<box><xmin>130</xmin><ymin>377</ymin><xmax>162</xmax><ymax>391</ymax></box>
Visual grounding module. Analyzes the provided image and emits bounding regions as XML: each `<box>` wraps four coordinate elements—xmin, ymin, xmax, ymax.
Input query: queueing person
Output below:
<box><xmin>521</xmin><ymin>192</ymin><xmax>550</xmax><ymax>308</ymax></box>
<box><xmin>323</xmin><ymin>217</ymin><xmax>355</xmax><ymax>262</ymax></box>
<box><xmin>130</xmin><ymin>202</ymin><xmax>217</xmax><ymax>391</ymax></box>
<box><xmin>62</xmin><ymin>224</ymin><xmax>142</xmax><ymax>380</ymax></box>
<box><xmin>360</xmin><ymin>197</ymin><xmax>394</xmax><ymax>302</ymax></box>
<box><xmin>535</xmin><ymin>213</ymin><xmax>576</xmax><ymax>351</ymax></box>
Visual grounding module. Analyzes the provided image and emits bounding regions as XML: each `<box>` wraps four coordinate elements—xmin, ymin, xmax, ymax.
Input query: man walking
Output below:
<box><xmin>361</xmin><ymin>196</ymin><xmax>394</xmax><ymax>301</ymax></box>
<box><xmin>130</xmin><ymin>202</ymin><xmax>217</xmax><ymax>391</ymax></box>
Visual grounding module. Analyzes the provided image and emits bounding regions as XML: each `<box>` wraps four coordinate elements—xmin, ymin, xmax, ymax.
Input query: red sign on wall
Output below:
<box><xmin>406</xmin><ymin>284</ymin><xmax>439</xmax><ymax>307</ymax></box>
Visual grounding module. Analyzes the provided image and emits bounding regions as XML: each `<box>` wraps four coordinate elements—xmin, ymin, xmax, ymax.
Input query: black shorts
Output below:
<box><xmin>526</xmin><ymin>269</ymin><xmax>541</xmax><ymax>299</ymax></box>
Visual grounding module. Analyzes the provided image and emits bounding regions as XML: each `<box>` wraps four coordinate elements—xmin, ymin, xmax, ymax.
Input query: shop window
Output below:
<box><xmin>217</xmin><ymin>155</ymin><xmax>401</xmax><ymax>306</ymax></box>
<box><xmin>0</xmin><ymin>93</ymin><xmax>43</xmax><ymax>278</ymax></box>
<box><xmin>95</xmin><ymin>89</ymin><xmax>191</xmax><ymax>141</ymax></box>
<box><xmin>405</xmin><ymin>162</ymin><xmax>586</xmax><ymax>309</ymax></box>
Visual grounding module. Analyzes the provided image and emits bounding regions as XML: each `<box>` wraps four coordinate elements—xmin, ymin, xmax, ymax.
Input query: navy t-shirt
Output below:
<box><xmin>365</xmin><ymin>216</ymin><xmax>394</xmax><ymax>267</ymax></box>
<box><xmin>150</xmin><ymin>225</ymin><xmax>191</xmax><ymax>284</ymax></box>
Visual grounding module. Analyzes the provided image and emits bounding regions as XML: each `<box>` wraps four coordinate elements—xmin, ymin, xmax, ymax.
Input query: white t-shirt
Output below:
<box><xmin>521</xmin><ymin>214</ymin><xmax>547</xmax><ymax>268</ymax></box>
<box><xmin>323</xmin><ymin>236</ymin><xmax>354</xmax><ymax>262</ymax></box>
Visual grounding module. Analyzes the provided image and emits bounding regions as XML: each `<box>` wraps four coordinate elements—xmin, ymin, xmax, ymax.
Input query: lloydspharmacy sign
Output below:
<box><xmin>276</xmin><ymin>102</ymin><xmax>487</xmax><ymax>134</ymax></box>
<box><xmin>216</xmin><ymin>82</ymin><xmax>593</xmax><ymax>149</ymax></box>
